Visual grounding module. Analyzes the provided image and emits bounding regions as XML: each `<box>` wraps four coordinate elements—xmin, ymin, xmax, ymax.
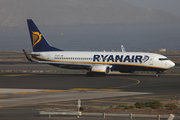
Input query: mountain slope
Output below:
<box><xmin>0</xmin><ymin>0</ymin><xmax>180</xmax><ymax>27</ymax></box>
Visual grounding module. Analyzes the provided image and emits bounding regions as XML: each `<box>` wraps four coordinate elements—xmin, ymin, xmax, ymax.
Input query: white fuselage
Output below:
<box><xmin>32</xmin><ymin>51</ymin><xmax>175</xmax><ymax>72</ymax></box>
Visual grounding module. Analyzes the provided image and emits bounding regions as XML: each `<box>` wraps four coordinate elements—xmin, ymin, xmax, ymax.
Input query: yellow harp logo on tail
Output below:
<box><xmin>32</xmin><ymin>31</ymin><xmax>42</xmax><ymax>47</ymax></box>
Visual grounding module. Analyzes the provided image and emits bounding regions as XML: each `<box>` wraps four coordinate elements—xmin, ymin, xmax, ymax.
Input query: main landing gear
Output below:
<box><xmin>86</xmin><ymin>72</ymin><xmax>93</xmax><ymax>76</ymax></box>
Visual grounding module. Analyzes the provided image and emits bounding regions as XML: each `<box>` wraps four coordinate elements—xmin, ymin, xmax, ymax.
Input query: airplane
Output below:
<box><xmin>23</xmin><ymin>19</ymin><xmax>175</xmax><ymax>77</ymax></box>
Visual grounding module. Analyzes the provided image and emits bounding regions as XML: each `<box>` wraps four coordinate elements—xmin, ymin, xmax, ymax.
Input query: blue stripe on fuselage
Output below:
<box><xmin>111</xmin><ymin>64</ymin><xmax>166</xmax><ymax>72</ymax></box>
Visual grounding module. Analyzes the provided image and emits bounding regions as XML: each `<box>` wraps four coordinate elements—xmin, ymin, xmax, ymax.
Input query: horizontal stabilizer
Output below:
<box><xmin>29</xmin><ymin>53</ymin><xmax>40</xmax><ymax>56</ymax></box>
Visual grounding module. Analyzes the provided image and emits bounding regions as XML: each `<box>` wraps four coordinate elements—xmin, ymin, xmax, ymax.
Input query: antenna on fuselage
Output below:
<box><xmin>121</xmin><ymin>45</ymin><xmax>126</xmax><ymax>52</ymax></box>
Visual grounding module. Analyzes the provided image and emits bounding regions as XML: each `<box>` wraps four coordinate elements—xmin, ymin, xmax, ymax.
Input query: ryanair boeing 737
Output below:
<box><xmin>23</xmin><ymin>19</ymin><xmax>175</xmax><ymax>76</ymax></box>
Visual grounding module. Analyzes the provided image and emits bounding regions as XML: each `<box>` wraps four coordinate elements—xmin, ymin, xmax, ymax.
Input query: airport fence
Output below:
<box><xmin>39</xmin><ymin>111</ymin><xmax>179</xmax><ymax>120</ymax></box>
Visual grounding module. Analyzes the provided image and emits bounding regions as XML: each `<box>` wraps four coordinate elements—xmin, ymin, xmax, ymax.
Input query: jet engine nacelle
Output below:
<box><xmin>91</xmin><ymin>65</ymin><xmax>111</xmax><ymax>74</ymax></box>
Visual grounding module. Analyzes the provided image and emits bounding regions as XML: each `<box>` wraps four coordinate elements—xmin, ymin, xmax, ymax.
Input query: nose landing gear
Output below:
<box><xmin>156</xmin><ymin>73</ymin><xmax>160</xmax><ymax>77</ymax></box>
<box><xmin>156</xmin><ymin>71</ymin><xmax>164</xmax><ymax>77</ymax></box>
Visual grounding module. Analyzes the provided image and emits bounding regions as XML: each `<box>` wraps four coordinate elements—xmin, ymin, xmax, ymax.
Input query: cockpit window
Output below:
<box><xmin>159</xmin><ymin>58</ymin><xmax>168</xmax><ymax>61</ymax></box>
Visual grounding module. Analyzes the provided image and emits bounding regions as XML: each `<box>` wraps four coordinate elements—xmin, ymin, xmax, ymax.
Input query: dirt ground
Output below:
<box><xmin>83</xmin><ymin>101</ymin><xmax>180</xmax><ymax>115</ymax></box>
<box><xmin>42</xmin><ymin>100</ymin><xmax>180</xmax><ymax>115</ymax></box>
<box><xmin>84</xmin><ymin>107</ymin><xmax>180</xmax><ymax>115</ymax></box>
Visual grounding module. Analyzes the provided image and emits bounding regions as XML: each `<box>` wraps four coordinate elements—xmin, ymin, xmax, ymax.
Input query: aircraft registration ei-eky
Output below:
<box><xmin>23</xmin><ymin>19</ymin><xmax>175</xmax><ymax>76</ymax></box>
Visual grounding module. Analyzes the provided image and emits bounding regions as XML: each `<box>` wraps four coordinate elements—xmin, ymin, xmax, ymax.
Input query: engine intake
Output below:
<box><xmin>91</xmin><ymin>65</ymin><xmax>111</xmax><ymax>74</ymax></box>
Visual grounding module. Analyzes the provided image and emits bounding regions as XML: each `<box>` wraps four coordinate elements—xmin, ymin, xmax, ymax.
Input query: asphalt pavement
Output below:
<box><xmin>0</xmin><ymin>62</ymin><xmax>180</xmax><ymax>120</ymax></box>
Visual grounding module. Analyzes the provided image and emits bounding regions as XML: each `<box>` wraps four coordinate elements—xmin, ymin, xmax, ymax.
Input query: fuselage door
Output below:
<box><xmin>149</xmin><ymin>56</ymin><xmax>154</xmax><ymax>65</ymax></box>
<box><xmin>46</xmin><ymin>53</ymin><xmax>51</xmax><ymax>60</ymax></box>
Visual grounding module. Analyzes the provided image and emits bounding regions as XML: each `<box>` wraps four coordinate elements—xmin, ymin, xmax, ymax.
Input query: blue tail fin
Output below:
<box><xmin>27</xmin><ymin>19</ymin><xmax>62</xmax><ymax>52</ymax></box>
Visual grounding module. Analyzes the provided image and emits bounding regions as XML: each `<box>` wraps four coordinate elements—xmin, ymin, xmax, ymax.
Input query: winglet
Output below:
<box><xmin>121</xmin><ymin>45</ymin><xmax>126</xmax><ymax>52</ymax></box>
<box><xmin>23</xmin><ymin>49</ymin><xmax>33</xmax><ymax>61</ymax></box>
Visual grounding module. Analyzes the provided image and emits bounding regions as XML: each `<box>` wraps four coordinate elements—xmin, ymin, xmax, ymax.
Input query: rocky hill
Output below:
<box><xmin>0</xmin><ymin>0</ymin><xmax>180</xmax><ymax>27</ymax></box>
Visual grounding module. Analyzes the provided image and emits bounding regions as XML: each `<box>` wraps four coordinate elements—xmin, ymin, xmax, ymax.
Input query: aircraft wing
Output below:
<box><xmin>38</xmin><ymin>61</ymin><xmax>93</xmax><ymax>67</ymax></box>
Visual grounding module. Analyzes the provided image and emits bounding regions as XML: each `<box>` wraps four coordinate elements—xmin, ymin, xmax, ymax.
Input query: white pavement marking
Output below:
<box><xmin>0</xmin><ymin>90</ymin><xmax>152</xmax><ymax>107</ymax></box>
<box><xmin>0</xmin><ymin>88</ymin><xmax>48</xmax><ymax>94</ymax></box>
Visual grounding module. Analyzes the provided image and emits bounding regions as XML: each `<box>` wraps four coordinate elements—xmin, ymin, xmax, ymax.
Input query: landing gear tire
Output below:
<box><xmin>156</xmin><ymin>74</ymin><xmax>160</xmax><ymax>77</ymax></box>
<box><xmin>156</xmin><ymin>73</ymin><xmax>160</xmax><ymax>77</ymax></box>
<box><xmin>156</xmin><ymin>71</ymin><xmax>164</xmax><ymax>77</ymax></box>
<box><xmin>86</xmin><ymin>72</ymin><xmax>93</xmax><ymax>76</ymax></box>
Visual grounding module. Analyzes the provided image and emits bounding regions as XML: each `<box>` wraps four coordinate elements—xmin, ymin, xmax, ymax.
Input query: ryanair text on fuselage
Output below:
<box><xmin>93</xmin><ymin>55</ymin><xmax>149</xmax><ymax>63</ymax></box>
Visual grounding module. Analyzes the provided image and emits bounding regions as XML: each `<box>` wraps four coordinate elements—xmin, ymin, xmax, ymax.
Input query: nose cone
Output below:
<box><xmin>168</xmin><ymin>61</ymin><xmax>175</xmax><ymax>68</ymax></box>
